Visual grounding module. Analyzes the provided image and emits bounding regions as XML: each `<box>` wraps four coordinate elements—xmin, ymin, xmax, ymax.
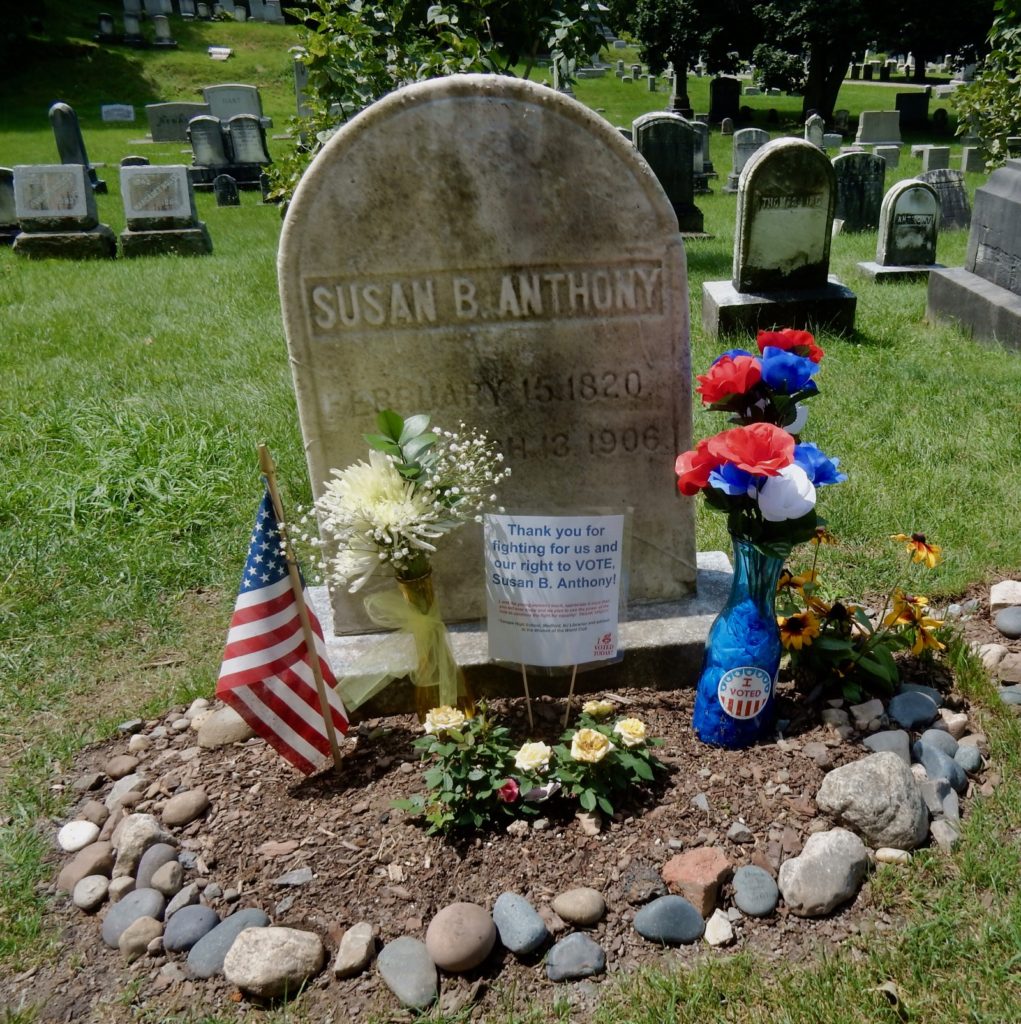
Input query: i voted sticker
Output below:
<box><xmin>717</xmin><ymin>666</ymin><xmax>771</xmax><ymax>720</ymax></box>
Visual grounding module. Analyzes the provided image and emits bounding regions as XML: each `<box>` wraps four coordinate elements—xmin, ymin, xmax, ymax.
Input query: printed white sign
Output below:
<box><xmin>101</xmin><ymin>104</ymin><xmax>136</xmax><ymax>122</ymax></box>
<box><xmin>484</xmin><ymin>513</ymin><xmax>624</xmax><ymax>667</ymax></box>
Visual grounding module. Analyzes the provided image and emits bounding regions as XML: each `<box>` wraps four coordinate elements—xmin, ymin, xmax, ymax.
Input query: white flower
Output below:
<box><xmin>613</xmin><ymin>718</ymin><xmax>647</xmax><ymax>747</ymax></box>
<box><xmin>582</xmin><ymin>699</ymin><xmax>615</xmax><ymax>719</ymax></box>
<box><xmin>513</xmin><ymin>741</ymin><xmax>553</xmax><ymax>774</ymax></box>
<box><xmin>756</xmin><ymin>464</ymin><xmax>817</xmax><ymax>522</ymax></box>
<box><xmin>423</xmin><ymin>705</ymin><xmax>466</xmax><ymax>736</ymax></box>
<box><xmin>570</xmin><ymin>728</ymin><xmax>615</xmax><ymax>764</ymax></box>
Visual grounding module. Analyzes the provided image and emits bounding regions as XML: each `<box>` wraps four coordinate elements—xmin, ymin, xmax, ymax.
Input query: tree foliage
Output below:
<box><xmin>954</xmin><ymin>0</ymin><xmax>1021</xmax><ymax>167</ymax></box>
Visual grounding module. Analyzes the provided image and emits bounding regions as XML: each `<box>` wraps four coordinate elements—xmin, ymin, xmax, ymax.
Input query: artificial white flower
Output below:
<box><xmin>756</xmin><ymin>464</ymin><xmax>817</xmax><ymax>522</ymax></box>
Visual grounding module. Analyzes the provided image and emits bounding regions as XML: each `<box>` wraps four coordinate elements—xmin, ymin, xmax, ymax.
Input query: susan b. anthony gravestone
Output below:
<box><xmin>858</xmin><ymin>179</ymin><xmax>942</xmax><ymax>280</ymax></box>
<box><xmin>279</xmin><ymin>75</ymin><xmax>694</xmax><ymax>632</ymax></box>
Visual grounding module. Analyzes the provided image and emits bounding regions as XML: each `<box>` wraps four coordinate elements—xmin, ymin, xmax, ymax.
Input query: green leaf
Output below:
<box><xmin>632</xmin><ymin>759</ymin><xmax>654</xmax><ymax>781</ymax></box>
<box><xmin>579</xmin><ymin>789</ymin><xmax>596</xmax><ymax>811</ymax></box>
<box><xmin>596</xmin><ymin>795</ymin><xmax>614</xmax><ymax>816</ymax></box>
<box><xmin>363</xmin><ymin>432</ymin><xmax>401</xmax><ymax>455</ymax></box>
<box><xmin>402</xmin><ymin>433</ymin><xmax>437</xmax><ymax>461</ymax></box>
<box><xmin>376</xmin><ymin>409</ymin><xmax>404</xmax><ymax>440</ymax></box>
<box><xmin>399</xmin><ymin>413</ymin><xmax>431</xmax><ymax>442</ymax></box>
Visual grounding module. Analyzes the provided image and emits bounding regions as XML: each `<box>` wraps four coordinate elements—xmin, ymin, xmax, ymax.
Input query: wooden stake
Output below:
<box><xmin>519</xmin><ymin>663</ymin><xmax>534</xmax><ymax>731</ymax></box>
<box><xmin>258</xmin><ymin>444</ymin><xmax>344</xmax><ymax>773</ymax></box>
<box><xmin>562</xmin><ymin>663</ymin><xmax>579</xmax><ymax>728</ymax></box>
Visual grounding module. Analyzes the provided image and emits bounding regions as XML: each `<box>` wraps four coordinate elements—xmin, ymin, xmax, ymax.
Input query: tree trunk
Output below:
<box><xmin>802</xmin><ymin>38</ymin><xmax>853</xmax><ymax>121</ymax></box>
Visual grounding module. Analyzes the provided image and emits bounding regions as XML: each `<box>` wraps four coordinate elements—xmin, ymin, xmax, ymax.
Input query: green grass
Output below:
<box><xmin>3</xmin><ymin>9</ymin><xmax>1021</xmax><ymax>1023</ymax></box>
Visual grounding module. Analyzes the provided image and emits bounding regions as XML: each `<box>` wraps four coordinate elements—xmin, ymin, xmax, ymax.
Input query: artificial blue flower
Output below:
<box><xmin>712</xmin><ymin>348</ymin><xmax>754</xmax><ymax>365</ymax></box>
<box><xmin>794</xmin><ymin>442</ymin><xmax>847</xmax><ymax>487</ymax></box>
<box><xmin>708</xmin><ymin>462</ymin><xmax>759</xmax><ymax>496</ymax></box>
<box><xmin>760</xmin><ymin>346</ymin><xmax>820</xmax><ymax>392</ymax></box>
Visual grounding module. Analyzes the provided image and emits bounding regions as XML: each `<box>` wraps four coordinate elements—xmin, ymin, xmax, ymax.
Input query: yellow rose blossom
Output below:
<box><xmin>513</xmin><ymin>741</ymin><xmax>553</xmax><ymax>774</ymax></box>
<box><xmin>582</xmin><ymin>699</ymin><xmax>615</xmax><ymax>718</ymax></box>
<box><xmin>570</xmin><ymin>727</ymin><xmax>615</xmax><ymax>763</ymax></box>
<box><xmin>423</xmin><ymin>705</ymin><xmax>466</xmax><ymax>736</ymax></box>
<box><xmin>613</xmin><ymin>718</ymin><xmax>647</xmax><ymax>747</ymax></box>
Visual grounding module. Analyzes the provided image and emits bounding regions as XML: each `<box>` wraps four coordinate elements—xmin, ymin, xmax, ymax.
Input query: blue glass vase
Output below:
<box><xmin>692</xmin><ymin>535</ymin><xmax>788</xmax><ymax>748</ymax></box>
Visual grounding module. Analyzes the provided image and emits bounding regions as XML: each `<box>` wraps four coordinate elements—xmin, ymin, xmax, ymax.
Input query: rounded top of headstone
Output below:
<box><xmin>280</xmin><ymin>74</ymin><xmax>681</xmax><ymax>281</ymax></box>
<box><xmin>882</xmin><ymin>176</ymin><xmax>938</xmax><ymax>207</ymax></box>
<box><xmin>738</xmin><ymin>136</ymin><xmax>835</xmax><ymax>195</ymax></box>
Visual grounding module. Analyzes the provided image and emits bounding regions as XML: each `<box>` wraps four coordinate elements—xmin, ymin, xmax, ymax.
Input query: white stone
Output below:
<box><xmin>333</xmin><ymin>921</ymin><xmax>375</xmax><ymax>978</ymax></box>
<box><xmin>703</xmin><ymin>908</ymin><xmax>735</xmax><ymax>946</ymax></box>
<box><xmin>197</xmin><ymin>705</ymin><xmax>255</xmax><ymax>748</ymax></box>
<box><xmin>189</xmin><ymin>709</ymin><xmax>213</xmax><ymax>732</ymax></box>
<box><xmin>186</xmin><ymin>698</ymin><xmax>210</xmax><ymax>720</ymax></box>
<box><xmin>777</xmin><ymin>828</ymin><xmax>869</xmax><ymax>917</ymax></box>
<box><xmin>990</xmin><ymin>580</ymin><xmax>1021</xmax><ymax>614</ymax></box>
<box><xmin>127</xmin><ymin>734</ymin><xmax>150</xmax><ymax>754</ymax></box>
<box><xmin>57</xmin><ymin>820</ymin><xmax>100</xmax><ymax>853</ymax></box>
<box><xmin>223</xmin><ymin>926</ymin><xmax>325</xmax><ymax>998</ymax></box>
<box><xmin>978</xmin><ymin>643</ymin><xmax>1008</xmax><ymax>671</ymax></box>
<box><xmin>112</xmin><ymin>814</ymin><xmax>172</xmax><ymax>878</ymax></box>
<box><xmin>72</xmin><ymin>874</ymin><xmax>110</xmax><ymax>912</ymax></box>
<box><xmin>875</xmin><ymin>848</ymin><xmax>911</xmax><ymax>865</ymax></box>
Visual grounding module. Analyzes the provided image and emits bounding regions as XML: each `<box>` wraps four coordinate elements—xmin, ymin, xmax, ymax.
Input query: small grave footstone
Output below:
<box><xmin>546</xmin><ymin>932</ymin><xmax>606</xmax><ymax>980</ymax></box>
<box><xmin>708</xmin><ymin>76</ymin><xmax>740</xmax><ymax>124</ymax></box>
<box><xmin>875</xmin><ymin>144</ymin><xmax>900</xmax><ymax>169</ymax></box>
<box><xmin>832</xmin><ymin>151</ymin><xmax>885</xmax><ymax>232</ymax></box>
<box><xmin>377</xmin><ymin>936</ymin><xmax>438</xmax><ymax>1009</ymax></box>
<box><xmin>703</xmin><ymin>138</ymin><xmax>856</xmax><ymax>336</ymax></box>
<box><xmin>187</xmin><ymin>908</ymin><xmax>271</xmax><ymax>978</ymax></box>
<box><xmin>0</xmin><ymin>168</ymin><xmax>18</xmax><ymax>245</ymax></box>
<box><xmin>922</xmin><ymin>146</ymin><xmax>951</xmax><ymax>172</ymax></box>
<box><xmin>804</xmin><ymin>113</ymin><xmax>825</xmax><ymax>150</ymax></box>
<box><xmin>723</xmin><ymin>127</ymin><xmax>768</xmax><ymax>193</ymax></box>
<box><xmin>918</xmin><ymin>168</ymin><xmax>972</xmax><ymax>230</ymax></box>
<box><xmin>13</xmin><ymin>164</ymin><xmax>116</xmax><ymax>259</ymax></box>
<box><xmin>927</xmin><ymin>160</ymin><xmax>1021</xmax><ymax>346</ymax></box>
<box><xmin>858</xmin><ymin>179</ymin><xmax>942</xmax><ymax>281</ymax></box>
<box><xmin>492</xmin><ymin>893</ymin><xmax>549</xmax><ymax>954</ymax></box>
<box><xmin>213</xmin><ymin>173</ymin><xmax>240</xmax><ymax>206</ymax></box>
<box><xmin>961</xmin><ymin>147</ymin><xmax>985</xmax><ymax>173</ymax></box>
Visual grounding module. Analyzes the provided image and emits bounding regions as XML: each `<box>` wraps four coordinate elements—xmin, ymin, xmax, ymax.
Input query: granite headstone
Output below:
<box><xmin>855</xmin><ymin>110</ymin><xmax>902</xmax><ymax>147</ymax></box>
<box><xmin>858</xmin><ymin>179</ymin><xmax>942</xmax><ymax>280</ymax></box>
<box><xmin>146</xmin><ymin>102</ymin><xmax>211</xmax><ymax>143</ymax></box>
<box><xmin>213</xmin><ymin>173</ymin><xmax>240</xmax><ymax>206</ymax></box>
<box><xmin>0</xmin><ymin>168</ymin><xmax>18</xmax><ymax>245</ymax></box>
<box><xmin>918</xmin><ymin>168</ymin><xmax>971</xmax><ymax>230</ymax></box>
<box><xmin>633</xmin><ymin>112</ymin><xmax>705</xmax><ymax>233</ymax></box>
<box><xmin>708</xmin><ymin>76</ymin><xmax>740</xmax><ymax>125</ymax></box>
<box><xmin>119</xmin><ymin>164</ymin><xmax>212</xmax><ymax>255</ymax></box>
<box><xmin>832</xmin><ymin>152</ymin><xmax>886</xmax><ymax>232</ymax></box>
<box><xmin>49</xmin><ymin>102</ymin><xmax>106</xmax><ymax>194</ymax></box>
<box><xmin>724</xmin><ymin>128</ymin><xmax>769</xmax><ymax>193</ymax></box>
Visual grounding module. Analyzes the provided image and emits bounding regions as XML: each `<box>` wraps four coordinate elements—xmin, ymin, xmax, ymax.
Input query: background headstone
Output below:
<box><xmin>203</xmin><ymin>84</ymin><xmax>270</xmax><ymax>126</ymax></box>
<box><xmin>226</xmin><ymin>114</ymin><xmax>272</xmax><ymax>165</ymax></box>
<box><xmin>832</xmin><ymin>152</ymin><xmax>886</xmax><ymax>232</ymax></box>
<box><xmin>961</xmin><ymin>148</ymin><xmax>984</xmax><ymax>174</ymax></box>
<box><xmin>855</xmin><ymin>110</ymin><xmax>902</xmax><ymax>147</ymax></box>
<box><xmin>895</xmin><ymin>91</ymin><xmax>929</xmax><ymax>129</ymax></box>
<box><xmin>122</xmin><ymin>12</ymin><xmax>145</xmax><ymax>44</ymax></box>
<box><xmin>279</xmin><ymin>75</ymin><xmax>695</xmax><ymax>631</ymax></box>
<box><xmin>49</xmin><ymin>102</ymin><xmax>107</xmax><ymax>194</ymax></box>
<box><xmin>152</xmin><ymin>14</ymin><xmax>177</xmax><ymax>47</ymax></box>
<box><xmin>633</xmin><ymin>112</ymin><xmax>705</xmax><ymax>233</ymax></box>
<box><xmin>858</xmin><ymin>179</ymin><xmax>941</xmax><ymax>279</ymax></box>
<box><xmin>921</xmin><ymin>147</ymin><xmax>950</xmax><ymax>173</ymax></box>
<box><xmin>120</xmin><ymin>155</ymin><xmax>151</xmax><ymax>166</ymax></box>
<box><xmin>213</xmin><ymin>173</ymin><xmax>240</xmax><ymax>206</ymax></box>
<box><xmin>927</xmin><ymin>159</ymin><xmax>1021</xmax><ymax>346</ymax></box>
<box><xmin>101</xmin><ymin>104</ymin><xmax>135</xmax><ymax>123</ymax></box>
<box><xmin>146</xmin><ymin>102</ymin><xmax>211</xmax><ymax>143</ymax></box>
<box><xmin>119</xmin><ymin>164</ymin><xmax>213</xmax><ymax>255</ymax></box>
<box><xmin>0</xmin><ymin>168</ymin><xmax>19</xmax><ymax>245</ymax></box>
<box><xmin>875</xmin><ymin>144</ymin><xmax>900</xmax><ymax>169</ymax></box>
<box><xmin>724</xmin><ymin>128</ymin><xmax>768</xmax><ymax>193</ymax></box>
<box><xmin>918</xmin><ymin>168</ymin><xmax>972</xmax><ymax>230</ymax></box>
<box><xmin>804</xmin><ymin>114</ymin><xmax>825</xmax><ymax>150</ymax></box>
<box><xmin>708</xmin><ymin>76</ymin><xmax>740</xmax><ymax>125</ymax></box>
<box><xmin>188</xmin><ymin>116</ymin><xmax>232</xmax><ymax>168</ymax></box>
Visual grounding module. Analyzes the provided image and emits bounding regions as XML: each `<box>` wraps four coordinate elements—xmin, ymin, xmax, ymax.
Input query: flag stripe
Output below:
<box><xmin>222</xmin><ymin>687</ymin><xmax>321</xmax><ymax>775</ymax></box>
<box><xmin>223</xmin><ymin>609</ymin><xmax>304</xmax><ymax>660</ymax></box>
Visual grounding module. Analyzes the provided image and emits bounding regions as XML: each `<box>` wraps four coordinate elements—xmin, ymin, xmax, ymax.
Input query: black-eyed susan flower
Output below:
<box><xmin>811</xmin><ymin>526</ymin><xmax>838</xmax><ymax>546</ymax></box>
<box><xmin>891</xmin><ymin>532</ymin><xmax>942</xmax><ymax>569</ymax></box>
<box><xmin>778</xmin><ymin>611</ymin><xmax>822</xmax><ymax>650</ymax></box>
<box><xmin>882</xmin><ymin>590</ymin><xmax>945</xmax><ymax>655</ymax></box>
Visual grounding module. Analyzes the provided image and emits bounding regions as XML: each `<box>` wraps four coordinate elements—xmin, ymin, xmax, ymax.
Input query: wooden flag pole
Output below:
<box><xmin>258</xmin><ymin>444</ymin><xmax>344</xmax><ymax>773</ymax></box>
<box><xmin>519</xmin><ymin>663</ymin><xmax>534</xmax><ymax>731</ymax></box>
<box><xmin>562</xmin><ymin>663</ymin><xmax>579</xmax><ymax>728</ymax></box>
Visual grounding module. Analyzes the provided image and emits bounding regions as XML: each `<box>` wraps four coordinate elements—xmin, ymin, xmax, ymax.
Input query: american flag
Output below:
<box><xmin>216</xmin><ymin>490</ymin><xmax>348</xmax><ymax>775</ymax></box>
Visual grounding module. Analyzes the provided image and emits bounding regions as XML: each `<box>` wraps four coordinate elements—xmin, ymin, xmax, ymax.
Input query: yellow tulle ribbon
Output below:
<box><xmin>339</xmin><ymin>586</ymin><xmax>461</xmax><ymax>712</ymax></box>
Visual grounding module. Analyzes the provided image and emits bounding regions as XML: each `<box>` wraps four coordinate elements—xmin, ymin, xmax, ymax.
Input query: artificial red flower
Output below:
<box><xmin>496</xmin><ymin>779</ymin><xmax>519</xmax><ymax>803</ymax></box>
<box><xmin>674</xmin><ymin>439</ymin><xmax>723</xmax><ymax>496</ymax></box>
<box><xmin>706</xmin><ymin>423</ymin><xmax>795</xmax><ymax>477</ymax></box>
<box><xmin>756</xmin><ymin>328</ymin><xmax>825</xmax><ymax>364</ymax></box>
<box><xmin>696</xmin><ymin>355</ymin><xmax>762</xmax><ymax>404</ymax></box>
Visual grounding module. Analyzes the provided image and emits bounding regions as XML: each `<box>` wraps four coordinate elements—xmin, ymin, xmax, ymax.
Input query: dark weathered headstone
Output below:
<box><xmin>858</xmin><ymin>179</ymin><xmax>942</xmax><ymax>280</ymax></box>
<box><xmin>259</xmin><ymin>172</ymin><xmax>271</xmax><ymax>201</ymax></box>
<box><xmin>226</xmin><ymin>114</ymin><xmax>272</xmax><ymax>165</ymax></box>
<box><xmin>832</xmin><ymin>152</ymin><xmax>885</xmax><ymax>232</ymax></box>
<box><xmin>932</xmin><ymin>108</ymin><xmax>949</xmax><ymax>133</ymax></box>
<box><xmin>146</xmin><ymin>102</ymin><xmax>211</xmax><ymax>143</ymax></box>
<box><xmin>703</xmin><ymin>138</ymin><xmax>856</xmax><ymax>336</ymax></box>
<box><xmin>188</xmin><ymin>116</ymin><xmax>232</xmax><ymax>168</ymax></box>
<box><xmin>49</xmin><ymin>102</ymin><xmax>107</xmax><ymax>194</ymax></box>
<box><xmin>895</xmin><ymin>91</ymin><xmax>929</xmax><ymax>128</ymax></box>
<box><xmin>213</xmin><ymin>173</ymin><xmax>240</xmax><ymax>206</ymax></box>
<box><xmin>121</xmin><ymin>155</ymin><xmax>151</xmax><ymax>166</ymax></box>
<box><xmin>633</xmin><ymin>112</ymin><xmax>706</xmax><ymax>234</ymax></box>
<box><xmin>961</xmin><ymin>148</ymin><xmax>984</xmax><ymax>174</ymax></box>
<box><xmin>690</xmin><ymin>120</ymin><xmax>712</xmax><ymax>194</ymax></box>
<box><xmin>927</xmin><ymin>159</ymin><xmax>1021</xmax><ymax>347</ymax></box>
<box><xmin>720</xmin><ymin>117</ymin><xmax>734</xmax><ymax>136</ymax></box>
<box><xmin>0</xmin><ymin>168</ymin><xmax>19</xmax><ymax>245</ymax></box>
<box><xmin>724</xmin><ymin>128</ymin><xmax>769</xmax><ymax>193</ymax></box>
<box><xmin>12</xmin><ymin>164</ymin><xmax>116</xmax><ymax>259</ymax></box>
<box><xmin>119</xmin><ymin>164</ymin><xmax>212</xmax><ymax>256</ymax></box>
<box><xmin>921</xmin><ymin>147</ymin><xmax>950</xmax><ymax>173</ymax></box>
<box><xmin>708</xmin><ymin>76</ymin><xmax>740</xmax><ymax>125</ymax></box>
<box><xmin>95</xmin><ymin>12</ymin><xmax>116</xmax><ymax>39</ymax></box>
<box><xmin>918</xmin><ymin>168</ymin><xmax>971</xmax><ymax>230</ymax></box>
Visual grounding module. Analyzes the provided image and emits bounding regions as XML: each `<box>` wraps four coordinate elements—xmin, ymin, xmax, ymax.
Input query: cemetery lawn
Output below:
<box><xmin>3</xmin><ymin>12</ymin><xmax>1021</xmax><ymax>1021</ymax></box>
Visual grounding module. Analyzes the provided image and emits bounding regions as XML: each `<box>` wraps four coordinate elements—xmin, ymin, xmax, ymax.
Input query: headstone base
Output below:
<box><xmin>309</xmin><ymin>552</ymin><xmax>732</xmax><ymax>719</ymax></box>
<box><xmin>701</xmin><ymin>277</ymin><xmax>857</xmax><ymax>336</ymax></box>
<box><xmin>926</xmin><ymin>267</ymin><xmax>1021</xmax><ymax>349</ymax></box>
<box><xmin>0</xmin><ymin>229</ymin><xmax>19</xmax><ymax>247</ymax></box>
<box><xmin>12</xmin><ymin>225</ymin><xmax>116</xmax><ymax>260</ymax></box>
<box><xmin>120</xmin><ymin>224</ymin><xmax>213</xmax><ymax>257</ymax></box>
<box><xmin>857</xmin><ymin>260</ymin><xmax>943</xmax><ymax>282</ymax></box>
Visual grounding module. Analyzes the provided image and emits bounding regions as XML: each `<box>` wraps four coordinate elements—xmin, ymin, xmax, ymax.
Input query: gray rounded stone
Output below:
<box><xmin>995</xmin><ymin>606</ymin><xmax>1021</xmax><ymax>639</ymax></box>
<box><xmin>912</xmin><ymin>739</ymin><xmax>967</xmax><ymax>793</ymax></box>
<box><xmin>777</xmin><ymin>828</ymin><xmax>868</xmax><ymax>917</ymax></box>
<box><xmin>954</xmin><ymin>744</ymin><xmax>982</xmax><ymax>774</ymax></box>
<box><xmin>164</xmin><ymin>905</ymin><xmax>220</xmax><ymax>952</ymax></box>
<box><xmin>492</xmin><ymin>893</ymin><xmax>549</xmax><ymax>955</ymax></box>
<box><xmin>136</xmin><ymin>843</ymin><xmax>178</xmax><ymax>890</ymax></box>
<box><xmin>101</xmin><ymin>887</ymin><xmax>166</xmax><ymax>948</ymax></box>
<box><xmin>72</xmin><ymin>875</ymin><xmax>110</xmax><ymax>913</ymax></box>
<box><xmin>861</xmin><ymin>729</ymin><xmax>911</xmax><ymax>765</ymax></box>
<box><xmin>633</xmin><ymin>895</ymin><xmax>705</xmax><ymax>944</ymax></box>
<box><xmin>888</xmin><ymin>691</ymin><xmax>938</xmax><ymax>730</ymax></box>
<box><xmin>731</xmin><ymin>865</ymin><xmax>779</xmax><ymax>917</ymax></box>
<box><xmin>999</xmin><ymin>685</ymin><xmax>1021</xmax><ymax>705</ymax></box>
<box><xmin>186</xmin><ymin>908</ymin><xmax>271</xmax><ymax>979</ymax></box>
<box><xmin>377</xmin><ymin>936</ymin><xmax>437</xmax><ymax>1009</ymax></box>
<box><xmin>919</xmin><ymin>728</ymin><xmax>958</xmax><ymax>758</ymax></box>
<box><xmin>546</xmin><ymin>932</ymin><xmax>606</xmax><ymax>981</ymax></box>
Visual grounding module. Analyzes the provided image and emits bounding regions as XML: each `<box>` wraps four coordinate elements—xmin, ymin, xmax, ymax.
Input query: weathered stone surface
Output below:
<box><xmin>376</xmin><ymin>936</ymin><xmax>437</xmax><ymax>1009</ymax></box>
<box><xmin>731</xmin><ymin>865</ymin><xmax>779</xmax><ymax>917</ymax></box>
<box><xmin>166</xmin><ymin>882</ymin><xmax>200</xmax><ymax>917</ymax></box>
<box><xmin>875</xmin><ymin>848</ymin><xmax>911</xmax><ymax>865</ymax></box>
<box><xmin>816</xmin><ymin>752</ymin><xmax>929</xmax><ymax>850</ymax></box>
<box><xmin>930</xmin><ymin>818</ymin><xmax>961</xmax><ymax>851</ymax></box>
<box><xmin>633</xmin><ymin>895</ymin><xmax>705</xmax><ymax>944</ymax></box>
<box><xmin>72</xmin><ymin>875</ymin><xmax>110</xmax><ymax>912</ymax></box>
<box><xmin>108</xmin><ymin>876</ymin><xmax>136</xmax><ymax>903</ymax></box>
<box><xmin>136</xmin><ymin>844</ymin><xmax>178</xmax><ymax>890</ymax></box>
<box><xmin>661</xmin><ymin>847</ymin><xmax>732</xmax><ymax>916</ymax></box>
<box><xmin>704</xmin><ymin>908</ymin><xmax>735</xmax><ymax>946</ymax></box>
<box><xmin>333</xmin><ymin>921</ymin><xmax>376</xmax><ymax>977</ymax></box>
<box><xmin>101</xmin><ymin>888</ymin><xmax>166</xmax><ymax>947</ymax></box>
<box><xmin>425</xmin><ymin>902</ymin><xmax>496</xmax><ymax>972</ymax></box>
<box><xmin>995</xmin><ymin>607</ymin><xmax>1021</xmax><ymax>639</ymax></box>
<box><xmin>954</xmin><ymin>745</ymin><xmax>982</xmax><ymax>774</ymax></box>
<box><xmin>57</xmin><ymin>820</ymin><xmax>100</xmax><ymax>853</ymax></box>
<box><xmin>990</xmin><ymin>580</ymin><xmax>1021</xmax><ymax>614</ymax></box>
<box><xmin>119</xmin><ymin>916</ymin><xmax>163</xmax><ymax>962</ymax></box>
<box><xmin>546</xmin><ymin>932</ymin><xmax>606</xmax><ymax>981</ymax></box>
<box><xmin>832</xmin><ymin>152</ymin><xmax>885</xmax><ymax>232</ymax></box>
<box><xmin>187</xmin><ymin>907</ymin><xmax>271</xmax><ymax>979</ymax></box>
<box><xmin>492</xmin><ymin>893</ymin><xmax>549</xmax><ymax>955</ymax></box>
<box><xmin>552</xmin><ymin>887</ymin><xmax>606</xmax><ymax>926</ymax></box>
<box><xmin>164</xmin><ymin>905</ymin><xmax>220</xmax><ymax>952</ymax></box>
<box><xmin>912</xmin><ymin>739</ymin><xmax>967</xmax><ymax>793</ymax></box>
<box><xmin>78</xmin><ymin>800</ymin><xmax>109</xmax><ymax>828</ymax></box>
<box><xmin>162</xmin><ymin>789</ymin><xmax>210</xmax><ymax>827</ymax></box>
<box><xmin>888</xmin><ymin>691</ymin><xmax>939</xmax><ymax>730</ymax></box>
<box><xmin>279</xmin><ymin>74</ymin><xmax>693</xmax><ymax>633</ymax></box>
<box><xmin>196</xmin><ymin>705</ymin><xmax>254</xmax><ymax>748</ymax></box>
<box><xmin>57</xmin><ymin>841</ymin><xmax>114</xmax><ymax>892</ymax></box>
<box><xmin>105</xmin><ymin>754</ymin><xmax>140</xmax><ymax>780</ymax></box>
<box><xmin>862</xmin><ymin>729</ymin><xmax>911</xmax><ymax>765</ymax></box>
<box><xmin>223</xmin><ymin>926</ymin><xmax>325</xmax><ymax>999</ymax></box>
<box><xmin>777</xmin><ymin>828</ymin><xmax>869</xmax><ymax>917</ymax></box>
<box><xmin>105</xmin><ymin>773</ymin><xmax>148</xmax><ymax>811</ymax></box>
<box><xmin>150</xmin><ymin>860</ymin><xmax>184</xmax><ymax>897</ymax></box>
<box><xmin>848</xmin><ymin>698</ymin><xmax>884</xmax><ymax>731</ymax></box>
<box><xmin>919</xmin><ymin>728</ymin><xmax>958</xmax><ymax>758</ymax></box>
<box><xmin>112</xmin><ymin>814</ymin><xmax>171</xmax><ymax>878</ymax></box>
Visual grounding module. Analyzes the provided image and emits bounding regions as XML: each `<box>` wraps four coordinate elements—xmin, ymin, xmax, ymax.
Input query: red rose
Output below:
<box><xmin>706</xmin><ymin>423</ymin><xmax>795</xmax><ymax>476</ymax></box>
<box><xmin>675</xmin><ymin>439</ymin><xmax>722</xmax><ymax>496</ymax></box>
<box><xmin>696</xmin><ymin>355</ymin><xmax>762</xmax><ymax>404</ymax></box>
<box><xmin>756</xmin><ymin>328</ymin><xmax>825</xmax><ymax>364</ymax></box>
<box><xmin>496</xmin><ymin>779</ymin><xmax>519</xmax><ymax>803</ymax></box>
